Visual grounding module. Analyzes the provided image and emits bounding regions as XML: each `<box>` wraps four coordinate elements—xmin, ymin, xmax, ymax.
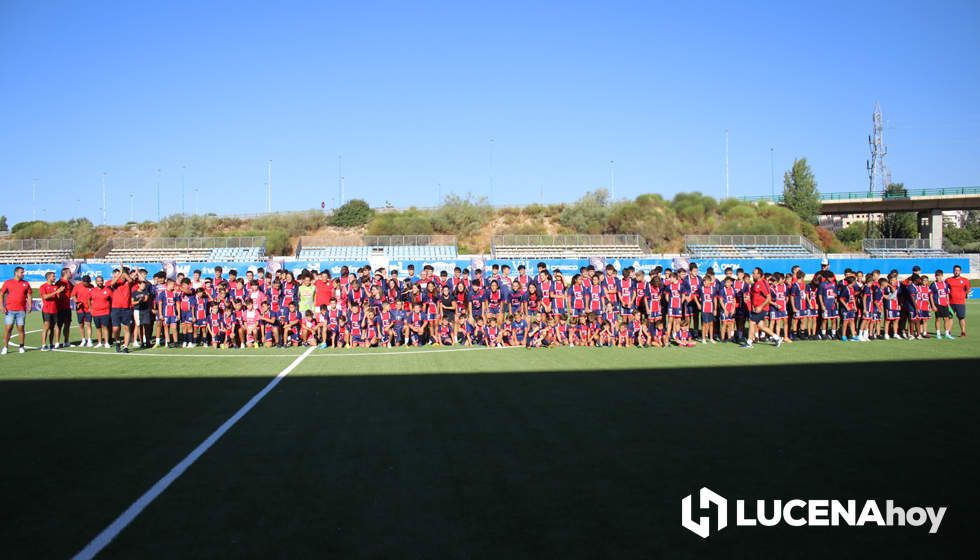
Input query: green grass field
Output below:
<box><xmin>1</xmin><ymin>307</ymin><xmax>978</xmax><ymax>558</ymax></box>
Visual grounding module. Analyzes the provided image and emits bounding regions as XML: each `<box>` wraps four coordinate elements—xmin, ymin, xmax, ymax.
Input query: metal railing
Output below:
<box><xmin>862</xmin><ymin>238</ymin><xmax>931</xmax><ymax>251</ymax></box>
<box><xmin>0</xmin><ymin>238</ymin><xmax>75</xmax><ymax>252</ymax></box>
<box><xmin>299</xmin><ymin>235</ymin><xmax>457</xmax><ymax>248</ymax></box>
<box><xmin>738</xmin><ymin>185</ymin><xmax>980</xmax><ymax>204</ymax></box>
<box><xmin>685</xmin><ymin>235</ymin><xmax>821</xmax><ymax>254</ymax></box>
<box><xmin>492</xmin><ymin>234</ymin><xmax>646</xmax><ymax>248</ymax></box>
<box><xmin>106</xmin><ymin>236</ymin><xmax>266</xmax><ymax>251</ymax></box>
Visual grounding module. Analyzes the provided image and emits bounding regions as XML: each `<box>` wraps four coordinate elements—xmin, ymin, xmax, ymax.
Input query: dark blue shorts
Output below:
<box><xmin>951</xmin><ymin>303</ymin><xmax>966</xmax><ymax>320</ymax></box>
<box><xmin>93</xmin><ymin>314</ymin><xmax>111</xmax><ymax>329</ymax></box>
<box><xmin>749</xmin><ymin>311</ymin><xmax>767</xmax><ymax>324</ymax></box>
<box><xmin>76</xmin><ymin>311</ymin><xmax>92</xmax><ymax>323</ymax></box>
<box><xmin>110</xmin><ymin>308</ymin><xmax>133</xmax><ymax>327</ymax></box>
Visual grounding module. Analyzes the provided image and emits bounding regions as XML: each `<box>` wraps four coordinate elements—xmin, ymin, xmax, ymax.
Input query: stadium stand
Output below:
<box><xmin>0</xmin><ymin>238</ymin><xmax>74</xmax><ymax>264</ymax></box>
<box><xmin>685</xmin><ymin>235</ymin><xmax>822</xmax><ymax>259</ymax></box>
<box><xmin>98</xmin><ymin>237</ymin><xmax>265</xmax><ymax>262</ymax></box>
<box><xmin>296</xmin><ymin>235</ymin><xmax>458</xmax><ymax>261</ymax></box>
<box><xmin>491</xmin><ymin>235</ymin><xmax>646</xmax><ymax>259</ymax></box>
<box><xmin>863</xmin><ymin>238</ymin><xmax>953</xmax><ymax>258</ymax></box>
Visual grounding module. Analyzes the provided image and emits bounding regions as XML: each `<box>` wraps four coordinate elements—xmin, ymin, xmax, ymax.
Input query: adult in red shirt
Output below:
<box><xmin>945</xmin><ymin>264</ymin><xmax>970</xmax><ymax>337</ymax></box>
<box><xmin>0</xmin><ymin>266</ymin><xmax>33</xmax><ymax>354</ymax></box>
<box><xmin>71</xmin><ymin>275</ymin><xmax>94</xmax><ymax>347</ymax></box>
<box><xmin>745</xmin><ymin>267</ymin><xmax>782</xmax><ymax>348</ymax></box>
<box><xmin>54</xmin><ymin>267</ymin><xmax>74</xmax><ymax>347</ymax></box>
<box><xmin>314</xmin><ymin>271</ymin><xmax>332</xmax><ymax>308</ymax></box>
<box><xmin>38</xmin><ymin>271</ymin><xmax>65</xmax><ymax>351</ymax></box>
<box><xmin>89</xmin><ymin>274</ymin><xmax>114</xmax><ymax>348</ymax></box>
<box><xmin>110</xmin><ymin>268</ymin><xmax>134</xmax><ymax>352</ymax></box>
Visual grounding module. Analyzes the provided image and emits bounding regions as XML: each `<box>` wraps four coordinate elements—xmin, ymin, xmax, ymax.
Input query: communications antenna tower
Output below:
<box><xmin>867</xmin><ymin>101</ymin><xmax>891</xmax><ymax>194</ymax></box>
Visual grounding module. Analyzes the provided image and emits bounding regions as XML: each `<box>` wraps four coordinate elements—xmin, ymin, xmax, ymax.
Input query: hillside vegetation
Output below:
<box><xmin>6</xmin><ymin>189</ymin><xmax>849</xmax><ymax>257</ymax></box>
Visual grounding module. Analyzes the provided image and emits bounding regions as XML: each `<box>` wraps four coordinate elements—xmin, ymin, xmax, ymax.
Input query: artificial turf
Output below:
<box><xmin>0</xmin><ymin>308</ymin><xmax>978</xmax><ymax>558</ymax></box>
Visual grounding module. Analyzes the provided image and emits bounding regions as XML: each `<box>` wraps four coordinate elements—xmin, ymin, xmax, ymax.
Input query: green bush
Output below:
<box><xmin>368</xmin><ymin>209</ymin><xmax>435</xmax><ymax>236</ymax></box>
<box><xmin>559</xmin><ymin>189</ymin><xmax>610</xmax><ymax>234</ymax></box>
<box><xmin>331</xmin><ymin>199</ymin><xmax>374</xmax><ymax>227</ymax></box>
<box><xmin>432</xmin><ymin>194</ymin><xmax>492</xmax><ymax>237</ymax></box>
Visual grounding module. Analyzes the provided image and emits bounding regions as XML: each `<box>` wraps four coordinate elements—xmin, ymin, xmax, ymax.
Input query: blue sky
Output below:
<box><xmin>1</xmin><ymin>0</ymin><xmax>978</xmax><ymax>225</ymax></box>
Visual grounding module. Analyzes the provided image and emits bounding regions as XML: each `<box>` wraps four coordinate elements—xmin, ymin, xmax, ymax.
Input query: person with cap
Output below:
<box><xmin>818</xmin><ymin>258</ymin><xmax>836</xmax><ymax>282</ymax></box>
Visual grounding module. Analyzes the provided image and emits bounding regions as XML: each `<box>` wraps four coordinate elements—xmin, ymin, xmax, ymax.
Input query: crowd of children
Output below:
<box><xmin>0</xmin><ymin>260</ymin><xmax>971</xmax><ymax>354</ymax></box>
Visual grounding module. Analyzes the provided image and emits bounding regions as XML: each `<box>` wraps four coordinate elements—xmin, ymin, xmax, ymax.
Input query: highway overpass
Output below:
<box><xmin>740</xmin><ymin>186</ymin><xmax>980</xmax><ymax>249</ymax></box>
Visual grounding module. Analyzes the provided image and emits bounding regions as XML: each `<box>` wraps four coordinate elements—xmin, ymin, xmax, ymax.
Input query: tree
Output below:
<box><xmin>431</xmin><ymin>194</ymin><xmax>492</xmax><ymax>237</ymax></box>
<box><xmin>0</xmin><ymin>215</ymin><xmax>7</xmax><ymax>231</ymax></box>
<box><xmin>559</xmin><ymin>189</ymin><xmax>610</xmax><ymax>234</ymax></box>
<box><xmin>836</xmin><ymin>221</ymin><xmax>871</xmax><ymax>248</ymax></box>
<box><xmin>330</xmin><ymin>199</ymin><xmax>373</xmax><ymax>227</ymax></box>
<box><xmin>782</xmin><ymin>158</ymin><xmax>821</xmax><ymax>224</ymax></box>
<box><xmin>879</xmin><ymin>183</ymin><xmax>917</xmax><ymax>238</ymax></box>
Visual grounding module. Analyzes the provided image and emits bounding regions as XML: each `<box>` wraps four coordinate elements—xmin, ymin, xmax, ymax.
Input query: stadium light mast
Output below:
<box><xmin>267</xmin><ymin>160</ymin><xmax>272</xmax><ymax>212</ymax></box>
<box><xmin>770</xmin><ymin>148</ymin><xmax>775</xmax><ymax>199</ymax></box>
<box><xmin>129</xmin><ymin>192</ymin><xmax>134</xmax><ymax>222</ymax></box>
<box><xmin>609</xmin><ymin>160</ymin><xmax>615</xmax><ymax>200</ymax></box>
<box><xmin>32</xmin><ymin>178</ymin><xmax>37</xmax><ymax>220</ymax></box>
<box><xmin>101</xmin><ymin>172</ymin><xmax>107</xmax><ymax>225</ymax></box>
<box><xmin>180</xmin><ymin>165</ymin><xmax>186</xmax><ymax>214</ymax></box>
<box><xmin>156</xmin><ymin>168</ymin><xmax>162</xmax><ymax>221</ymax></box>
<box><xmin>194</xmin><ymin>187</ymin><xmax>199</xmax><ymax>215</ymax></box>
<box><xmin>338</xmin><ymin>155</ymin><xmax>343</xmax><ymax>205</ymax></box>
<box><xmin>489</xmin><ymin>138</ymin><xmax>495</xmax><ymax>204</ymax></box>
<box><xmin>724</xmin><ymin>129</ymin><xmax>730</xmax><ymax>199</ymax></box>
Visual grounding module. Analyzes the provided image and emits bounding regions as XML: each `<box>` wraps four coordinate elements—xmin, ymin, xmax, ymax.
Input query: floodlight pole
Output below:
<box><xmin>267</xmin><ymin>160</ymin><xmax>272</xmax><ymax>212</ymax></box>
<box><xmin>610</xmin><ymin>160</ymin><xmax>615</xmax><ymax>200</ymax></box>
<box><xmin>770</xmin><ymin>148</ymin><xmax>775</xmax><ymax>199</ymax></box>
<box><xmin>489</xmin><ymin>138</ymin><xmax>495</xmax><ymax>204</ymax></box>
<box><xmin>156</xmin><ymin>168</ymin><xmax>162</xmax><ymax>221</ymax></box>
<box><xmin>101</xmin><ymin>172</ymin><xmax>107</xmax><ymax>225</ymax></box>
<box><xmin>724</xmin><ymin>129</ymin><xmax>730</xmax><ymax>199</ymax></box>
<box><xmin>181</xmin><ymin>165</ymin><xmax>186</xmax><ymax>214</ymax></box>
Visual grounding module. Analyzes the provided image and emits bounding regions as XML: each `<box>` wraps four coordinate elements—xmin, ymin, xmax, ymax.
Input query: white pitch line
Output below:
<box><xmin>71</xmin><ymin>346</ymin><xmax>316</xmax><ymax>560</ymax></box>
<box><xmin>4</xmin><ymin>328</ymin><xmax>42</xmax><ymax>346</ymax></box>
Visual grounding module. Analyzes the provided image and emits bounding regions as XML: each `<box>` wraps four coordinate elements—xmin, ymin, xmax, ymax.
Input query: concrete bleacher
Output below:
<box><xmin>862</xmin><ymin>238</ymin><xmax>952</xmax><ymax>258</ymax></box>
<box><xmin>0</xmin><ymin>239</ymin><xmax>74</xmax><ymax>264</ymax></box>
<box><xmin>685</xmin><ymin>235</ymin><xmax>821</xmax><ymax>259</ymax></box>
<box><xmin>296</xmin><ymin>235</ymin><xmax>458</xmax><ymax>261</ymax></box>
<box><xmin>297</xmin><ymin>245</ymin><xmax>456</xmax><ymax>260</ymax></box>
<box><xmin>208</xmin><ymin>246</ymin><xmax>264</xmax><ymax>261</ymax></box>
<box><xmin>491</xmin><ymin>235</ymin><xmax>646</xmax><ymax>259</ymax></box>
<box><xmin>99</xmin><ymin>237</ymin><xmax>265</xmax><ymax>263</ymax></box>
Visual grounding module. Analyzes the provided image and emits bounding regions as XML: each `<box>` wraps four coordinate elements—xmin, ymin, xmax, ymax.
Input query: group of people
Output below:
<box><xmin>0</xmin><ymin>259</ymin><xmax>971</xmax><ymax>354</ymax></box>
